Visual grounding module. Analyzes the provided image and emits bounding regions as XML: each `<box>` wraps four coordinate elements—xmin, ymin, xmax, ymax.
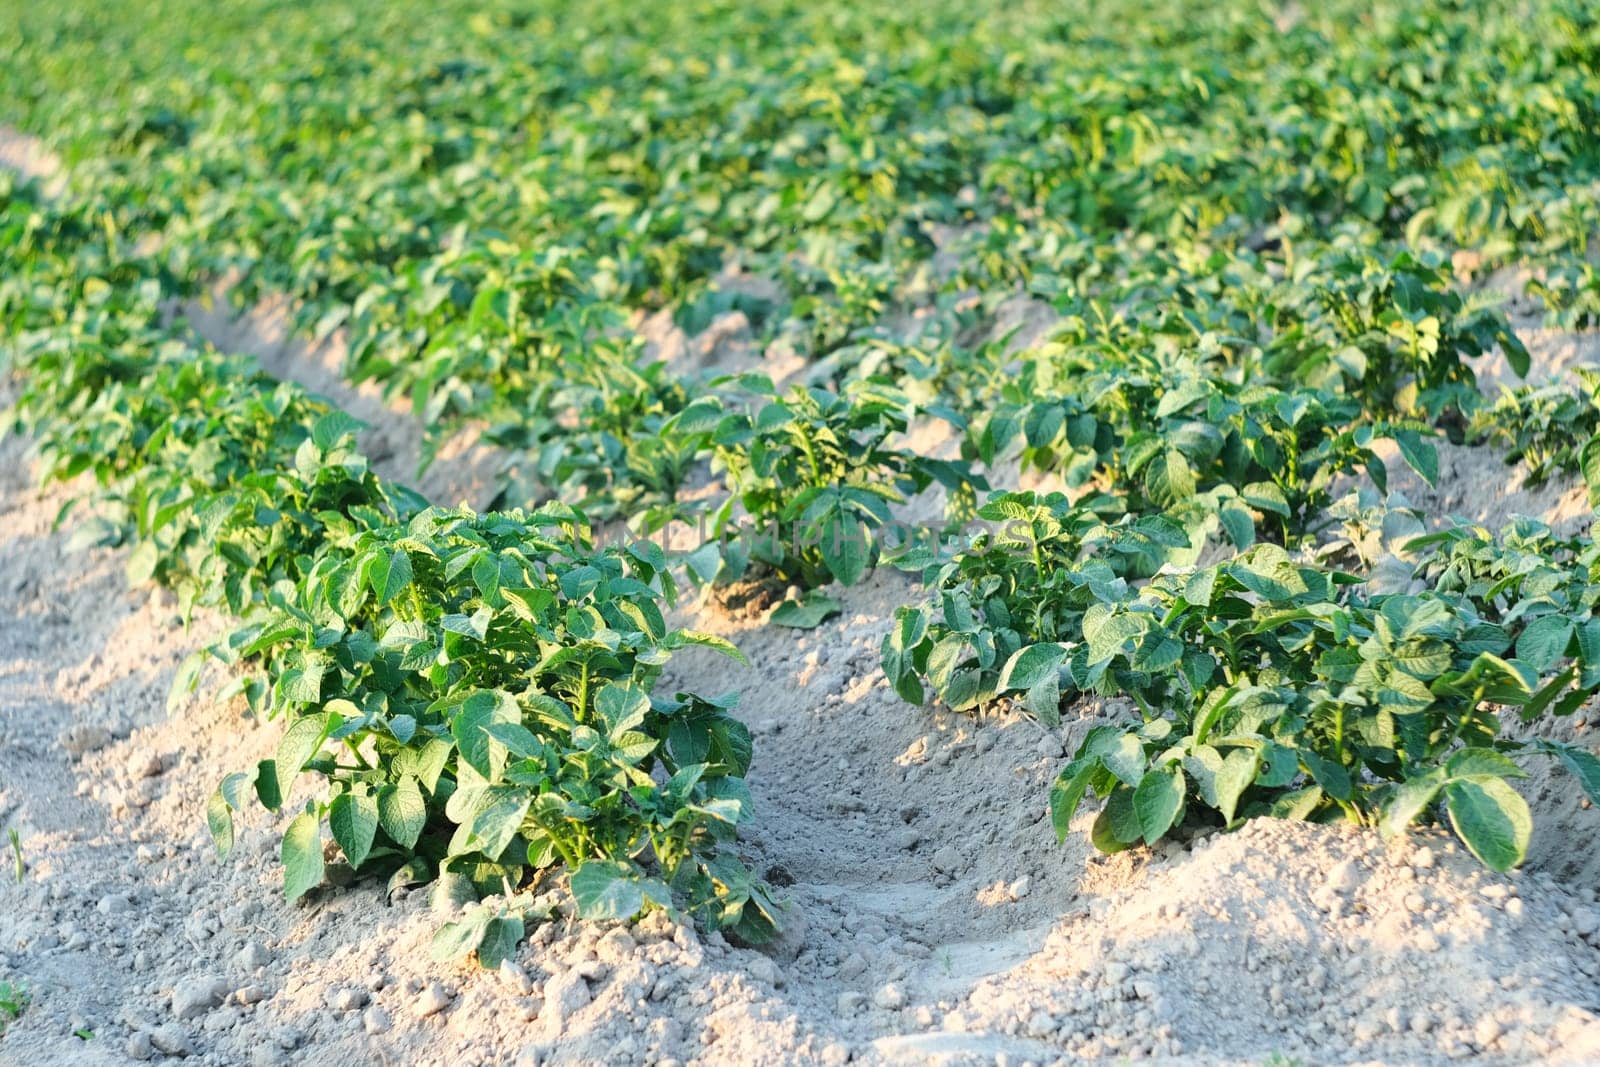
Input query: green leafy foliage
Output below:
<box><xmin>882</xmin><ymin>491</ymin><xmax>1190</xmax><ymax>719</ymax></box>
<box><xmin>696</xmin><ymin>375</ymin><xmax>981</xmax><ymax>589</ymax></box>
<box><xmin>8</xmin><ymin>0</ymin><xmax>1600</xmax><ymax>918</ymax></box>
<box><xmin>1045</xmin><ymin>545</ymin><xmax>1600</xmax><ymax>870</ymax></box>
<box><xmin>770</xmin><ymin>592</ymin><xmax>844</xmax><ymax>630</ymax></box>
<box><xmin>1469</xmin><ymin>367</ymin><xmax>1600</xmax><ymax>504</ymax></box>
<box><xmin>487</xmin><ymin>349</ymin><xmax>704</xmax><ymax>532</ymax></box>
<box><xmin>0</xmin><ymin>980</ymin><xmax>28</xmax><ymax>1035</ymax></box>
<box><xmin>1274</xmin><ymin>253</ymin><xmax>1528</xmax><ymax>417</ymax></box>
<box><xmin>431</xmin><ymin>889</ymin><xmax>550</xmax><ymax>969</ymax></box>
<box><xmin>1</xmin><ymin>180</ymin><xmax>773</xmax><ymax>955</ymax></box>
<box><xmin>1</xmin><ymin>188</ymin><xmax>421</xmax><ymax>626</ymax></box>
<box><xmin>969</xmin><ymin>356</ymin><xmax>1439</xmax><ymax>546</ymax></box>
<box><xmin>5</xmin><ymin>0</ymin><xmax>1581</xmax><ymax>525</ymax></box>
<box><xmin>208</xmin><ymin>506</ymin><xmax>777</xmax><ymax>942</ymax></box>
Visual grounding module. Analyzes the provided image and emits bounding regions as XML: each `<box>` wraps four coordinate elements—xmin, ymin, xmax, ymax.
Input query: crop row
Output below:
<box><xmin>884</xmin><ymin>498</ymin><xmax>1600</xmax><ymax>866</ymax></box>
<box><xmin>4</xmin><ymin>0</ymin><xmax>1600</xmax><ymax>956</ymax></box>
<box><xmin>1</xmin><ymin>175</ymin><xmax>778</xmax><ymax>959</ymax></box>
<box><xmin>9</xmin><ymin>148</ymin><xmax>1600</xmax><ymax>942</ymax></box>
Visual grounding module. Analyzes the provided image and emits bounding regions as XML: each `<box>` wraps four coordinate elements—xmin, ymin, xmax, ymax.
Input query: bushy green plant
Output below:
<box><xmin>1406</xmin><ymin>518</ymin><xmax>1600</xmax><ymax>674</ymax></box>
<box><xmin>208</xmin><ymin>506</ymin><xmax>778</xmax><ymax>944</ymax></box>
<box><xmin>1268</xmin><ymin>252</ymin><xmax>1530</xmax><ymax>417</ymax></box>
<box><xmin>881</xmin><ymin>491</ymin><xmax>1190</xmax><ymax>719</ymax></box>
<box><xmin>1</xmin><ymin>237</ymin><xmax>418</xmax><ymax>621</ymax></box>
<box><xmin>697</xmin><ymin>374</ymin><xmax>980</xmax><ymax>589</ymax></box>
<box><xmin>1</xmin><ymin>187</ymin><xmax>775</xmax><ymax>954</ymax></box>
<box><xmin>1048</xmin><ymin>545</ymin><xmax>1600</xmax><ymax>870</ymax></box>
<box><xmin>64</xmin><ymin>361</ymin><xmax>419</xmax><ymax>617</ymax></box>
<box><xmin>970</xmin><ymin>358</ymin><xmax>1440</xmax><ymax>546</ymax></box>
<box><xmin>0</xmin><ymin>980</ymin><xmax>28</xmax><ymax>1035</ymax></box>
<box><xmin>1469</xmin><ymin>367</ymin><xmax>1600</xmax><ymax>502</ymax></box>
<box><xmin>490</xmin><ymin>353</ymin><xmax>702</xmax><ymax>532</ymax></box>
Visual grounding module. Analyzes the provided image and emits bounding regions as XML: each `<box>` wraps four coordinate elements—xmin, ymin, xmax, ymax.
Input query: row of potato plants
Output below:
<box><xmin>0</xmin><ymin>174</ymin><xmax>779</xmax><ymax>960</ymax></box>
<box><xmin>6</xmin><ymin>0</ymin><xmax>1600</xmax><ymax>894</ymax></box>
<box><xmin>879</xmin><ymin>486</ymin><xmax>1600</xmax><ymax>870</ymax></box>
<box><xmin>10</xmin><ymin>159</ymin><xmax>1600</xmax><ymax>880</ymax></box>
<box><xmin>9</xmin><ymin>151</ymin><xmax>1587</xmax><ymax>883</ymax></box>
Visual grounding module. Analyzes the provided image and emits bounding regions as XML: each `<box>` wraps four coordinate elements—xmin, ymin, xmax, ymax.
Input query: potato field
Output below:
<box><xmin>2</xmin><ymin>0</ymin><xmax>1600</xmax><ymax>1064</ymax></box>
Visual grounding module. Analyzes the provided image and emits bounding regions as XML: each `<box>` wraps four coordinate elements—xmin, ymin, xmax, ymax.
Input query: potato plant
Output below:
<box><xmin>2</xmin><ymin>193</ymin><xmax>418</xmax><ymax>623</ymax></box>
<box><xmin>209</xmin><ymin>506</ymin><xmax>778</xmax><ymax>944</ymax></box>
<box><xmin>2</xmin><ymin>186</ymin><xmax>776</xmax><ymax>956</ymax></box>
<box><xmin>489</xmin><ymin>352</ymin><xmax>703</xmax><ymax>532</ymax></box>
<box><xmin>1048</xmin><ymin>545</ymin><xmax>1600</xmax><ymax>870</ymax></box>
<box><xmin>695</xmin><ymin>375</ymin><xmax>980</xmax><ymax>589</ymax></box>
<box><xmin>3</xmin><ymin>0</ymin><xmax>1580</xmax><ymax>526</ymax></box>
<box><xmin>1469</xmin><ymin>368</ymin><xmax>1600</xmax><ymax>503</ymax></box>
<box><xmin>1267</xmin><ymin>252</ymin><xmax>1530</xmax><ymax>418</ymax></box>
<box><xmin>970</xmin><ymin>359</ymin><xmax>1441</xmax><ymax>547</ymax></box>
<box><xmin>882</xmin><ymin>492</ymin><xmax>1191</xmax><ymax>719</ymax></box>
<box><xmin>1405</xmin><ymin>518</ymin><xmax>1600</xmax><ymax>685</ymax></box>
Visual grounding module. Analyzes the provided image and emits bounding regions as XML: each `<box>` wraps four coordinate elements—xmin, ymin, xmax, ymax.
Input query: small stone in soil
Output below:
<box><xmin>98</xmin><ymin>893</ymin><xmax>135</xmax><ymax>915</ymax></box>
<box><xmin>498</xmin><ymin>959</ymin><xmax>534</xmax><ymax>995</ymax></box>
<box><xmin>171</xmin><ymin>975</ymin><xmax>229</xmax><ymax>1021</ymax></box>
<box><xmin>237</xmin><ymin>941</ymin><xmax>270</xmax><ymax>970</ymax></box>
<box><xmin>125</xmin><ymin>1031</ymin><xmax>155</xmax><ymax>1061</ymax></box>
<box><xmin>540</xmin><ymin>970</ymin><xmax>591</xmax><ymax>1032</ymax></box>
<box><xmin>59</xmin><ymin>725</ymin><xmax>111</xmax><ymax>757</ymax></box>
<box><xmin>747</xmin><ymin>955</ymin><xmax>781</xmax><ymax>986</ymax></box>
<box><xmin>149</xmin><ymin>1023</ymin><xmax>194</xmax><ymax>1056</ymax></box>
<box><xmin>329</xmin><ymin>985</ymin><xmax>368</xmax><ymax>1013</ymax></box>
<box><xmin>415</xmin><ymin>981</ymin><xmax>453</xmax><ymax>1017</ymax></box>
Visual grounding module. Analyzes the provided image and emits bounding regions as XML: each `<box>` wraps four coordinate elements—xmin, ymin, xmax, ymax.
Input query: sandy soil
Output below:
<box><xmin>4</xmin><ymin>129</ymin><xmax>1600</xmax><ymax>1067</ymax></box>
